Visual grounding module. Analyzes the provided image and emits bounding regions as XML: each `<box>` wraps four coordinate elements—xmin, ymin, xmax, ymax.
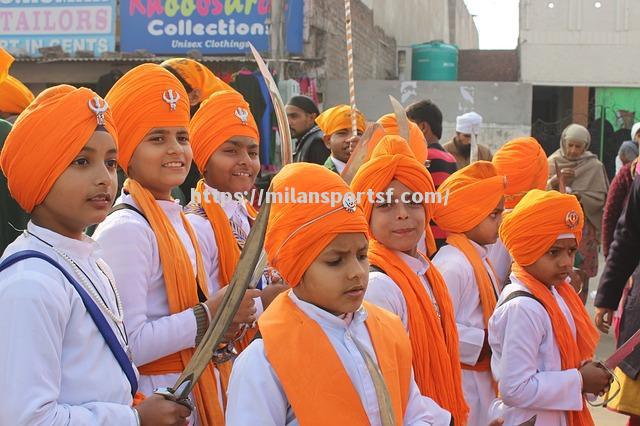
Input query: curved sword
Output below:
<box><xmin>389</xmin><ymin>95</ymin><xmax>410</xmax><ymax>142</ymax></box>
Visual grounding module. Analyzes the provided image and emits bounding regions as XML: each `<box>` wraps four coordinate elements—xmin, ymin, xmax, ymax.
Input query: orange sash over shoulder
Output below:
<box><xmin>259</xmin><ymin>293</ymin><xmax>411</xmax><ymax>425</ymax></box>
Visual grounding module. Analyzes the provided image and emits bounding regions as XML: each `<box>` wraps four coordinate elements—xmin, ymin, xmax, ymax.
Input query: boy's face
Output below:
<box><xmin>127</xmin><ymin>126</ymin><xmax>192</xmax><ymax>200</ymax></box>
<box><xmin>204</xmin><ymin>136</ymin><xmax>260</xmax><ymax>194</ymax></box>
<box><xmin>524</xmin><ymin>238</ymin><xmax>577</xmax><ymax>287</ymax></box>
<box><xmin>324</xmin><ymin>128</ymin><xmax>363</xmax><ymax>163</ymax></box>
<box><xmin>465</xmin><ymin>198</ymin><xmax>505</xmax><ymax>246</ymax></box>
<box><xmin>294</xmin><ymin>232</ymin><xmax>369</xmax><ymax>316</ymax></box>
<box><xmin>33</xmin><ymin>131</ymin><xmax>118</xmax><ymax>238</ymax></box>
<box><xmin>370</xmin><ymin>179</ymin><xmax>425</xmax><ymax>257</ymax></box>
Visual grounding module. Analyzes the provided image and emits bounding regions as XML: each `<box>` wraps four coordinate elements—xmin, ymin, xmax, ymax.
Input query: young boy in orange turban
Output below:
<box><xmin>315</xmin><ymin>104</ymin><xmax>366</xmax><ymax>174</ymax></box>
<box><xmin>351</xmin><ymin>135</ymin><xmax>466</xmax><ymax>425</ymax></box>
<box><xmin>187</xmin><ymin>89</ymin><xmax>286</xmax><ymax>347</ymax></box>
<box><xmin>489</xmin><ymin>189</ymin><xmax>610</xmax><ymax>425</ymax></box>
<box><xmin>93</xmin><ymin>64</ymin><xmax>254</xmax><ymax>425</ymax></box>
<box><xmin>225</xmin><ymin>162</ymin><xmax>447</xmax><ymax>425</ymax></box>
<box><xmin>431</xmin><ymin>161</ymin><xmax>505</xmax><ymax>426</ymax></box>
<box><xmin>489</xmin><ymin>137</ymin><xmax>548</xmax><ymax>286</ymax></box>
<box><xmin>0</xmin><ymin>85</ymin><xmax>190</xmax><ymax>424</ymax></box>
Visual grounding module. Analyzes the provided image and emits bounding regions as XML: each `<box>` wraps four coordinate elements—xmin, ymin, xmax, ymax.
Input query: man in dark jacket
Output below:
<box><xmin>286</xmin><ymin>95</ymin><xmax>329</xmax><ymax>164</ymax></box>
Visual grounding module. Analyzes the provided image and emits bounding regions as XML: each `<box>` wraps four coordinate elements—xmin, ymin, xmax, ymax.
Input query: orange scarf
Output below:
<box><xmin>259</xmin><ymin>292</ymin><xmax>411</xmax><ymax>425</ymax></box>
<box><xmin>446</xmin><ymin>233</ymin><xmax>498</xmax><ymax>373</ymax></box>
<box><xmin>368</xmin><ymin>240</ymin><xmax>469</xmax><ymax>425</ymax></box>
<box><xmin>512</xmin><ymin>263</ymin><xmax>599</xmax><ymax>426</ymax></box>
<box><xmin>193</xmin><ymin>179</ymin><xmax>257</xmax><ymax>350</ymax></box>
<box><xmin>125</xmin><ymin>179</ymin><xmax>229</xmax><ymax>425</ymax></box>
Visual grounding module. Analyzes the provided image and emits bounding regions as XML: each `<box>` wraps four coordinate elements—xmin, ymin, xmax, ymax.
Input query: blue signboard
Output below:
<box><xmin>0</xmin><ymin>0</ymin><xmax>116</xmax><ymax>57</ymax></box>
<box><xmin>120</xmin><ymin>0</ymin><xmax>303</xmax><ymax>55</ymax></box>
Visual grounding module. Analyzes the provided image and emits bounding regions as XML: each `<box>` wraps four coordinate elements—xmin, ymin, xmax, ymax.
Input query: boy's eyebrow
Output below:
<box><xmin>78</xmin><ymin>146</ymin><xmax>96</xmax><ymax>153</ymax></box>
<box><xmin>107</xmin><ymin>148</ymin><xmax>117</xmax><ymax>154</ymax></box>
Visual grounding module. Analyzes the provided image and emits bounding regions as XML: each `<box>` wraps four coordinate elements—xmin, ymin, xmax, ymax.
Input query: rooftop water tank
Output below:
<box><xmin>411</xmin><ymin>41</ymin><xmax>458</xmax><ymax>81</ymax></box>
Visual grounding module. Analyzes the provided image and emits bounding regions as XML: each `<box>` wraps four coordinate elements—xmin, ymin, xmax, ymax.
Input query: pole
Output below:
<box><xmin>344</xmin><ymin>0</ymin><xmax>358</xmax><ymax>137</ymax></box>
<box><xmin>600</xmin><ymin>105</ymin><xmax>605</xmax><ymax>161</ymax></box>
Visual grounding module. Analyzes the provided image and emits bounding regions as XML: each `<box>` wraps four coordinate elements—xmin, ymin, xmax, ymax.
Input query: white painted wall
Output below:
<box><xmin>520</xmin><ymin>0</ymin><xmax>640</xmax><ymax>86</ymax></box>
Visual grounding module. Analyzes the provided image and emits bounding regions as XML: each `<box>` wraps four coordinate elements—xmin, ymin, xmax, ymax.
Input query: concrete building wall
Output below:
<box><xmin>450</xmin><ymin>0</ymin><xmax>480</xmax><ymax>49</ymax></box>
<box><xmin>325</xmin><ymin>79</ymin><xmax>532</xmax><ymax>151</ymax></box>
<box><xmin>520</xmin><ymin>0</ymin><xmax>640</xmax><ymax>86</ymax></box>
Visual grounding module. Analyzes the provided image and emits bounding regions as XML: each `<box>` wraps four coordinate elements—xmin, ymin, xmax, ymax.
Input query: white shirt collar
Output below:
<box><xmin>331</xmin><ymin>156</ymin><xmax>347</xmax><ymax>174</ymax></box>
<box><xmin>289</xmin><ymin>290</ymin><xmax>368</xmax><ymax>332</ymax></box>
<box><xmin>396</xmin><ymin>250</ymin><xmax>430</xmax><ymax>275</ymax></box>
<box><xmin>26</xmin><ymin>221</ymin><xmax>96</xmax><ymax>261</ymax></box>
<box><xmin>204</xmin><ymin>182</ymin><xmax>247</xmax><ymax>221</ymax></box>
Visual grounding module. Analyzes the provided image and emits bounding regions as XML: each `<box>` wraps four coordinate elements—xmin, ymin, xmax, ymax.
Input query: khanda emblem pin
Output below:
<box><xmin>162</xmin><ymin>89</ymin><xmax>180</xmax><ymax>111</ymax></box>
<box><xmin>234</xmin><ymin>107</ymin><xmax>249</xmax><ymax>124</ymax></box>
<box><xmin>88</xmin><ymin>96</ymin><xmax>108</xmax><ymax>126</ymax></box>
<box><xmin>565</xmin><ymin>210</ymin><xmax>580</xmax><ymax>229</ymax></box>
<box><xmin>342</xmin><ymin>193</ymin><xmax>357</xmax><ymax>213</ymax></box>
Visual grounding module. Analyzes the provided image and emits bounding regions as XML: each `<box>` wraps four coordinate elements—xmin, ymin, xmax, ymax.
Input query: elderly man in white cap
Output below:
<box><xmin>444</xmin><ymin>111</ymin><xmax>492</xmax><ymax>169</ymax></box>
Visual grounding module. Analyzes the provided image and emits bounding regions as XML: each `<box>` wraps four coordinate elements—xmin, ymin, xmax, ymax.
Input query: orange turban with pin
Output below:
<box><xmin>161</xmin><ymin>58</ymin><xmax>233</xmax><ymax>101</ymax></box>
<box><xmin>433</xmin><ymin>161</ymin><xmax>505</xmax><ymax>233</ymax></box>
<box><xmin>106</xmin><ymin>63</ymin><xmax>190</xmax><ymax>171</ymax></box>
<box><xmin>376</xmin><ymin>113</ymin><xmax>428</xmax><ymax>164</ymax></box>
<box><xmin>0</xmin><ymin>85</ymin><xmax>117</xmax><ymax>212</ymax></box>
<box><xmin>315</xmin><ymin>105</ymin><xmax>366</xmax><ymax>136</ymax></box>
<box><xmin>500</xmin><ymin>189</ymin><xmax>584</xmax><ymax>266</ymax></box>
<box><xmin>493</xmin><ymin>137</ymin><xmax>547</xmax><ymax>209</ymax></box>
<box><xmin>265</xmin><ymin>163</ymin><xmax>369</xmax><ymax>287</ymax></box>
<box><xmin>190</xmin><ymin>90</ymin><xmax>259</xmax><ymax>173</ymax></box>
<box><xmin>0</xmin><ymin>75</ymin><xmax>35</xmax><ymax>114</ymax></box>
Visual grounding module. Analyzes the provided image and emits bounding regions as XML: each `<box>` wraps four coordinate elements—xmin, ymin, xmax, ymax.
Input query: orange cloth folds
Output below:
<box><xmin>189</xmin><ymin>89</ymin><xmax>259</xmax><ymax>173</ymax></box>
<box><xmin>0</xmin><ymin>85</ymin><xmax>117</xmax><ymax>212</ymax></box>
<box><xmin>265</xmin><ymin>163</ymin><xmax>369</xmax><ymax>287</ymax></box>
<box><xmin>351</xmin><ymin>136</ymin><xmax>468</xmax><ymax>423</ymax></box>
<box><xmin>161</xmin><ymin>58</ymin><xmax>233</xmax><ymax>100</ymax></box>
<box><xmin>0</xmin><ymin>75</ymin><xmax>34</xmax><ymax>114</ymax></box>
<box><xmin>0</xmin><ymin>48</ymin><xmax>13</xmax><ymax>83</ymax></box>
<box><xmin>376</xmin><ymin>113</ymin><xmax>428</xmax><ymax>164</ymax></box>
<box><xmin>315</xmin><ymin>104</ymin><xmax>366</xmax><ymax>136</ymax></box>
<box><xmin>124</xmin><ymin>178</ymin><xmax>228</xmax><ymax>426</ymax></box>
<box><xmin>106</xmin><ymin>63</ymin><xmax>190</xmax><ymax>172</ymax></box>
<box><xmin>260</xmin><ymin>292</ymin><xmax>411</xmax><ymax>425</ymax></box>
<box><xmin>493</xmin><ymin>137</ymin><xmax>547</xmax><ymax>209</ymax></box>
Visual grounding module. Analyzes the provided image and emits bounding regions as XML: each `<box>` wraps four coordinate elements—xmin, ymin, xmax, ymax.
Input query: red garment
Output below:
<box><xmin>602</xmin><ymin>162</ymin><xmax>635</xmax><ymax>258</ymax></box>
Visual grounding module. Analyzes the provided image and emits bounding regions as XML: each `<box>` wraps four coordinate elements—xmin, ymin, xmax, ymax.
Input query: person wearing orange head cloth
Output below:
<box><xmin>489</xmin><ymin>189</ymin><xmax>608</xmax><ymax>426</ymax></box>
<box><xmin>0</xmin><ymin>85</ymin><xmax>190</xmax><ymax>424</ymax></box>
<box><xmin>315</xmin><ymin>104</ymin><xmax>366</xmax><ymax>174</ymax></box>
<box><xmin>225</xmin><ymin>162</ymin><xmax>447</xmax><ymax>425</ymax></box>
<box><xmin>488</xmin><ymin>136</ymin><xmax>548</xmax><ymax>288</ymax></box>
<box><xmin>431</xmin><ymin>161</ymin><xmax>505</xmax><ymax>426</ymax></box>
<box><xmin>93</xmin><ymin>63</ymin><xmax>244</xmax><ymax>425</ymax></box>
<box><xmin>351</xmin><ymin>135</ymin><xmax>466</xmax><ymax>425</ymax></box>
<box><xmin>375</xmin><ymin>113</ymin><xmax>428</xmax><ymax>165</ymax></box>
<box><xmin>0</xmin><ymin>47</ymin><xmax>12</xmax><ymax>83</ymax></box>
<box><xmin>187</xmin><ymin>89</ymin><xmax>285</xmax><ymax>348</ymax></box>
<box><xmin>161</xmin><ymin>58</ymin><xmax>233</xmax><ymax>107</ymax></box>
<box><xmin>0</xmin><ymin>75</ymin><xmax>35</xmax><ymax>122</ymax></box>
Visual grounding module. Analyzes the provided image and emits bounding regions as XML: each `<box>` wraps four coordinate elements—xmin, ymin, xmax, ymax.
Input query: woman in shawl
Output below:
<box><xmin>547</xmin><ymin>123</ymin><xmax>609</xmax><ymax>303</ymax></box>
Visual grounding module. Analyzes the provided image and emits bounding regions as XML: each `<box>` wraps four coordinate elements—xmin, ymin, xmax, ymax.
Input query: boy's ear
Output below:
<box><xmin>323</xmin><ymin>134</ymin><xmax>332</xmax><ymax>149</ymax></box>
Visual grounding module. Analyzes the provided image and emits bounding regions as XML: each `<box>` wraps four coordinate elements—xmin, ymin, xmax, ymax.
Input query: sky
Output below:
<box><xmin>464</xmin><ymin>0</ymin><xmax>520</xmax><ymax>49</ymax></box>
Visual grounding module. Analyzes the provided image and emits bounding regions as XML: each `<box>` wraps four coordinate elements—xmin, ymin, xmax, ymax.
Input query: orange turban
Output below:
<box><xmin>0</xmin><ymin>48</ymin><xmax>13</xmax><ymax>83</ymax></box>
<box><xmin>0</xmin><ymin>75</ymin><xmax>35</xmax><ymax>115</ymax></box>
<box><xmin>351</xmin><ymin>135</ymin><xmax>437</xmax><ymax>255</ymax></box>
<box><xmin>433</xmin><ymin>161</ymin><xmax>505</xmax><ymax>233</ymax></box>
<box><xmin>500</xmin><ymin>189</ymin><xmax>583</xmax><ymax>266</ymax></box>
<box><xmin>493</xmin><ymin>137</ymin><xmax>547</xmax><ymax>209</ymax></box>
<box><xmin>376</xmin><ymin>113</ymin><xmax>428</xmax><ymax>164</ymax></box>
<box><xmin>106</xmin><ymin>63</ymin><xmax>189</xmax><ymax>171</ymax></box>
<box><xmin>161</xmin><ymin>58</ymin><xmax>233</xmax><ymax>101</ymax></box>
<box><xmin>265</xmin><ymin>163</ymin><xmax>369</xmax><ymax>287</ymax></box>
<box><xmin>0</xmin><ymin>85</ymin><xmax>117</xmax><ymax>212</ymax></box>
<box><xmin>190</xmin><ymin>90</ymin><xmax>259</xmax><ymax>173</ymax></box>
<box><xmin>315</xmin><ymin>105</ymin><xmax>366</xmax><ymax>136</ymax></box>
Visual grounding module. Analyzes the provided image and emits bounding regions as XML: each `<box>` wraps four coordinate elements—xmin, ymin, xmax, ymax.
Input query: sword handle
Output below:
<box><xmin>153</xmin><ymin>386</ymin><xmax>195</xmax><ymax>412</ymax></box>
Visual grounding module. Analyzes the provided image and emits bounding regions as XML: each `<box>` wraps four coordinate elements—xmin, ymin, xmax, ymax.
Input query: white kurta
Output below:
<box><xmin>93</xmin><ymin>192</ymin><xmax>218</xmax><ymax>417</ymax></box>
<box><xmin>225</xmin><ymin>291</ymin><xmax>450</xmax><ymax>425</ymax></box>
<box><xmin>432</xmin><ymin>242</ymin><xmax>499</xmax><ymax>426</ymax></box>
<box><xmin>186</xmin><ymin>183</ymin><xmax>263</xmax><ymax>314</ymax></box>
<box><xmin>488</xmin><ymin>275</ymin><xmax>584</xmax><ymax>426</ymax></box>
<box><xmin>0</xmin><ymin>223</ymin><xmax>136</xmax><ymax>425</ymax></box>
<box><xmin>487</xmin><ymin>239</ymin><xmax>512</xmax><ymax>287</ymax></box>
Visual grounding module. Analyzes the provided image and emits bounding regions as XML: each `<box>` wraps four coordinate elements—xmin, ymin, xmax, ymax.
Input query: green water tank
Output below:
<box><xmin>411</xmin><ymin>41</ymin><xmax>458</xmax><ymax>81</ymax></box>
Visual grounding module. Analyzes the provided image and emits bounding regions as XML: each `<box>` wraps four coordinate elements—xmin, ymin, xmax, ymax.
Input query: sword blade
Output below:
<box><xmin>341</xmin><ymin>122</ymin><xmax>384</xmax><ymax>184</ymax></box>
<box><xmin>605</xmin><ymin>327</ymin><xmax>640</xmax><ymax>370</ymax></box>
<box><xmin>389</xmin><ymin>95</ymin><xmax>410</xmax><ymax>142</ymax></box>
<box><xmin>248</xmin><ymin>43</ymin><xmax>293</xmax><ymax>166</ymax></box>
<box><xmin>517</xmin><ymin>415</ymin><xmax>537</xmax><ymax>426</ymax></box>
<box><xmin>165</xmin><ymin>200</ymin><xmax>272</xmax><ymax>397</ymax></box>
